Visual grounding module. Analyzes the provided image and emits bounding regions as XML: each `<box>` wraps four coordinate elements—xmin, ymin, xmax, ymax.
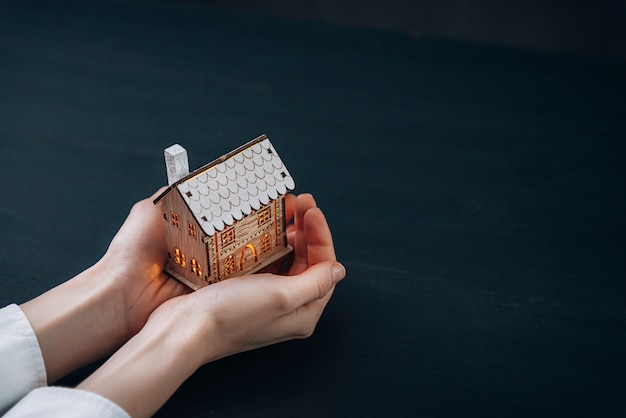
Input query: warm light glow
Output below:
<box><xmin>239</xmin><ymin>244</ymin><xmax>258</xmax><ymax>270</ymax></box>
<box><xmin>174</xmin><ymin>247</ymin><xmax>186</xmax><ymax>268</ymax></box>
<box><xmin>261</xmin><ymin>233</ymin><xmax>271</xmax><ymax>254</ymax></box>
<box><xmin>147</xmin><ymin>263</ymin><xmax>163</xmax><ymax>281</ymax></box>
<box><xmin>188</xmin><ymin>222</ymin><xmax>197</xmax><ymax>238</ymax></box>
<box><xmin>191</xmin><ymin>258</ymin><xmax>202</xmax><ymax>276</ymax></box>
<box><xmin>258</xmin><ymin>208</ymin><xmax>271</xmax><ymax>226</ymax></box>
<box><xmin>224</xmin><ymin>255</ymin><xmax>235</xmax><ymax>276</ymax></box>
<box><xmin>171</xmin><ymin>212</ymin><xmax>180</xmax><ymax>228</ymax></box>
<box><xmin>221</xmin><ymin>228</ymin><xmax>235</xmax><ymax>247</ymax></box>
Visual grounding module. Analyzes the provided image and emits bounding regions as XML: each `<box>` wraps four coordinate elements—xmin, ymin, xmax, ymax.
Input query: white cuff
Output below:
<box><xmin>4</xmin><ymin>387</ymin><xmax>130</xmax><ymax>418</ymax></box>
<box><xmin>0</xmin><ymin>304</ymin><xmax>47</xmax><ymax>414</ymax></box>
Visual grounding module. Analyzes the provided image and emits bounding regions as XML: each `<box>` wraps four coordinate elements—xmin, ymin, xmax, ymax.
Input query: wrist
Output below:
<box><xmin>20</xmin><ymin>262</ymin><xmax>129</xmax><ymax>382</ymax></box>
<box><xmin>92</xmin><ymin>256</ymin><xmax>140</xmax><ymax>339</ymax></box>
<box><xmin>143</xmin><ymin>298</ymin><xmax>214</xmax><ymax>369</ymax></box>
<box><xmin>78</xmin><ymin>303</ymin><xmax>203</xmax><ymax>417</ymax></box>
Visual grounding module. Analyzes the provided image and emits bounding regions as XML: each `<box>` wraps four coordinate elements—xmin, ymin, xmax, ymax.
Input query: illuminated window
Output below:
<box><xmin>239</xmin><ymin>244</ymin><xmax>258</xmax><ymax>270</ymax></box>
<box><xmin>257</xmin><ymin>208</ymin><xmax>271</xmax><ymax>226</ymax></box>
<box><xmin>221</xmin><ymin>228</ymin><xmax>235</xmax><ymax>247</ymax></box>
<box><xmin>171</xmin><ymin>212</ymin><xmax>180</xmax><ymax>228</ymax></box>
<box><xmin>190</xmin><ymin>258</ymin><xmax>202</xmax><ymax>277</ymax></box>
<box><xmin>261</xmin><ymin>233</ymin><xmax>271</xmax><ymax>254</ymax></box>
<box><xmin>224</xmin><ymin>255</ymin><xmax>235</xmax><ymax>276</ymax></box>
<box><xmin>173</xmin><ymin>247</ymin><xmax>186</xmax><ymax>268</ymax></box>
<box><xmin>188</xmin><ymin>222</ymin><xmax>197</xmax><ymax>238</ymax></box>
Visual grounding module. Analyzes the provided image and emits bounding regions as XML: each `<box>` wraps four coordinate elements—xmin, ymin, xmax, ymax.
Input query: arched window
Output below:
<box><xmin>239</xmin><ymin>244</ymin><xmax>258</xmax><ymax>271</ymax></box>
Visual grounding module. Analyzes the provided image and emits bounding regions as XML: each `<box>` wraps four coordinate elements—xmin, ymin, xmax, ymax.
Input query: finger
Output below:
<box><xmin>284</xmin><ymin>193</ymin><xmax>296</xmax><ymax>225</ymax></box>
<box><xmin>293</xmin><ymin>194</ymin><xmax>317</xmax><ymax>268</ymax></box>
<box><xmin>288</xmin><ymin>206</ymin><xmax>335</xmax><ymax>275</ymax></box>
<box><xmin>111</xmin><ymin>193</ymin><xmax>167</xmax><ymax>250</ymax></box>
<box><xmin>286</xmin><ymin>225</ymin><xmax>296</xmax><ymax>247</ymax></box>
<box><xmin>286</xmin><ymin>261</ymin><xmax>345</xmax><ymax>307</ymax></box>
<box><xmin>303</xmin><ymin>207</ymin><xmax>336</xmax><ymax>265</ymax></box>
<box><xmin>122</xmin><ymin>186</ymin><xmax>169</xmax><ymax>236</ymax></box>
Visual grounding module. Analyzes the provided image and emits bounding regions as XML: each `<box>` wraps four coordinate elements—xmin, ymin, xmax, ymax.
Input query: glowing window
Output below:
<box><xmin>190</xmin><ymin>258</ymin><xmax>202</xmax><ymax>277</ymax></box>
<box><xmin>221</xmin><ymin>228</ymin><xmax>235</xmax><ymax>247</ymax></box>
<box><xmin>188</xmin><ymin>222</ymin><xmax>197</xmax><ymax>238</ymax></box>
<box><xmin>173</xmin><ymin>247</ymin><xmax>186</xmax><ymax>268</ymax></box>
<box><xmin>239</xmin><ymin>244</ymin><xmax>258</xmax><ymax>270</ymax></box>
<box><xmin>171</xmin><ymin>212</ymin><xmax>180</xmax><ymax>228</ymax></box>
<box><xmin>224</xmin><ymin>255</ymin><xmax>235</xmax><ymax>276</ymax></box>
<box><xmin>258</xmin><ymin>208</ymin><xmax>271</xmax><ymax>226</ymax></box>
<box><xmin>261</xmin><ymin>233</ymin><xmax>271</xmax><ymax>254</ymax></box>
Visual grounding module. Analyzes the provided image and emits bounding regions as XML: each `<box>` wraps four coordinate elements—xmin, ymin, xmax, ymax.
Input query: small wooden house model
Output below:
<box><xmin>154</xmin><ymin>134</ymin><xmax>295</xmax><ymax>289</ymax></box>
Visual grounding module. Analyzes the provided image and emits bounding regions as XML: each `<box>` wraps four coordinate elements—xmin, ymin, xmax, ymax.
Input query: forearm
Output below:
<box><xmin>76</xmin><ymin>261</ymin><xmax>345</xmax><ymax>417</ymax></box>
<box><xmin>20</xmin><ymin>261</ymin><xmax>129</xmax><ymax>383</ymax></box>
<box><xmin>77</xmin><ymin>308</ymin><xmax>202</xmax><ymax>418</ymax></box>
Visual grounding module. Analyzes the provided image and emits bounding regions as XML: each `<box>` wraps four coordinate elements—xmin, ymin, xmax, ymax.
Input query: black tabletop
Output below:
<box><xmin>1</xmin><ymin>1</ymin><xmax>625</xmax><ymax>417</ymax></box>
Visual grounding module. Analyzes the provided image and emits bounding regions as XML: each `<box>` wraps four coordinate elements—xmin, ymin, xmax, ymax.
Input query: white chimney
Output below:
<box><xmin>164</xmin><ymin>144</ymin><xmax>190</xmax><ymax>185</ymax></box>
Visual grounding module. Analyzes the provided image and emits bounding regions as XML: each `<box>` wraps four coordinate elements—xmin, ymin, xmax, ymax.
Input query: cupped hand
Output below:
<box><xmin>142</xmin><ymin>193</ymin><xmax>346</xmax><ymax>366</ymax></box>
<box><xmin>76</xmin><ymin>193</ymin><xmax>345</xmax><ymax>418</ymax></box>
<box><xmin>98</xmin><ymin>188</ymin><xmax>189</xmax><ymax>337</ymax></box>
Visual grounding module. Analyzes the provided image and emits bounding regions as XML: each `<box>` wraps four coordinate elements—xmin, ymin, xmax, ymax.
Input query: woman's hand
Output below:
<box><xmin>98</xmin><ymin>188</ymin><xmax>189</xmax><ymax>337</ymax></box>
<box><xmin>101</xmin><ymin>191</ymin><xmax>338</xmax><ymax>341</ymax></box>
<box><xmin>156</xmin><ymin>193</ymin><xmax>344</xmax><ymax>362</ymax></box>
<box><xmin>20</xmin><ymin>189</ymin><xmax>188</xmax><ymax>383</ymax></box>
<box><xmin>77</xmin><ymin>194</ymin><xmax>346</xmax><ymax>418</ymax></box>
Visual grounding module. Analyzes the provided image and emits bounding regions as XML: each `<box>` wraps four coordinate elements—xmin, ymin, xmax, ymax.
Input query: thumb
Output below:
<box><xmin>289</xmin><ymin>261</ymin><xmax>346</xmax><ymax>305</ymax></box>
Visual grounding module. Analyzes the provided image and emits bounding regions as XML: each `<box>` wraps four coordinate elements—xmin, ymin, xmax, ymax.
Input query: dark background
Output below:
<box><xmin>1</xmin><ymin>1</ymin><xmax>625</xmax><ymax>417</ymax></box>
<box><xmin>200</xmin><ymin>0</ymin><xmax>626</xmax><ymax>59</ymax></box>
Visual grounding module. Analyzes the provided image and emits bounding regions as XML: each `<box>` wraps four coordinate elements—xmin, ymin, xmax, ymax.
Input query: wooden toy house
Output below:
<box><xmin>153</xmin><ymin>134</ymin><xmax>295</xmax><ymax>289</ymax></box>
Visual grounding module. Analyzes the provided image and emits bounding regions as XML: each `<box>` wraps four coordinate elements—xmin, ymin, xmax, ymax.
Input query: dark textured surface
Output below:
<box><xmin>200</xmin><ymin>0</ymin><xmax>626</xmax><ymax>59</ymax></box>
<box><xmin>1</xmin><ymin>1</ymin><xmax>625</xmax><ymax>417</ymax></box>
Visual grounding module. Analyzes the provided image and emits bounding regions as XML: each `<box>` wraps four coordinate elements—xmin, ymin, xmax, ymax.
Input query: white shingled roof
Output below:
<box><xmin>175</xmin><ymin>137</ymin><xmax>295</xmax><ymax>236</ymax></box>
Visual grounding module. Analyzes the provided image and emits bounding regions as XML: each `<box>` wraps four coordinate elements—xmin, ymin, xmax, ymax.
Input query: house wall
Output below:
<box><xmin>210</xmin><ymin>196</ymin><xmax>288</xmax><ymax>282</ymax></box>
<box><xmin>162</xmin><ymin>190</ymin><xmax>211</xmax><ymax>289</ymax></box>
<box><xmin>162</xmin><ymin>192</ymin><xmax>289</xmax><ymax>288</ymax></box>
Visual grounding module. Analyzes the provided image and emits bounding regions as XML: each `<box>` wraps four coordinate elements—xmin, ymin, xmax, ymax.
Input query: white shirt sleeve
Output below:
<box><xmin>0</xmin><ymin>304</ymin><xmax>47</xmax><ymax>415</ymax></box>
<box><xmin>4</xmin><ymin>387</ymin><xmax>130</xmax><ymax>418</ymax></box>
<box><xmin>0</xmin><ymin>304</ymin><xmax>130</xmax><ymax>418</ymax></box>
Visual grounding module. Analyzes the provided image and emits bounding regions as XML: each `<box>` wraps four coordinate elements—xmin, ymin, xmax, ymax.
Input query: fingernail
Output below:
<box><xmin>331</xmin><ymin>263</ymin><xmax>346</xmax><ymax>283</ymax></box>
